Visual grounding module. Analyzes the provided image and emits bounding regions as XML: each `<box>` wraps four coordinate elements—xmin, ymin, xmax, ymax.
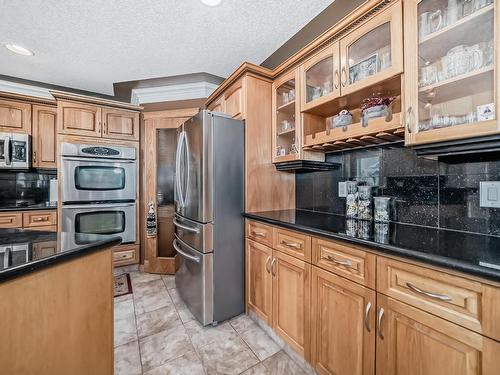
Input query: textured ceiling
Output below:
<box><xmin>0</xmin><ymin>0</ymin><xmax>333</xmax><ymax>95</ymax></box>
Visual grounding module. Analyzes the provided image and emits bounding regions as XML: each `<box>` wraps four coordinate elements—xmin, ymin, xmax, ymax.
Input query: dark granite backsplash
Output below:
<box><xmin>296</xmin><ymin>146</ymin><xmax>500</xmax><ymax>236</ymax></box>
<box><xmin>0</xmin><ymin>171</ymin><xmax>56</xmax><ymax>208</ymax></box>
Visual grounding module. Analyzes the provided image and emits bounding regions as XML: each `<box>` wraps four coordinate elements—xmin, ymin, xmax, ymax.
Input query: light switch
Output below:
<box><xmin>480</xmin><ymin>181</ymin><xmax>500</xmax><ymax>208</ymax></box>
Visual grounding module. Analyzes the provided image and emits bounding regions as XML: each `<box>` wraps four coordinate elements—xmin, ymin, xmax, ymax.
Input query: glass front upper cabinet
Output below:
<box><xmin>273</xmin><ymin>69</ymin><xmax>300</xmax><ymax>162</ymax></box>
<box><xmin>404</xmin><ymin>0</ymin><xmax>498</xmax><ymax>145</ymax></box>
<box><xmin>340</xmin><ymin>1</ymin><xmax>403</xmax><ymax>95</ymax></box>
<box><xmin>301</xmin><ymin>44</ymin><xmax>341</xmax><ymax>111</ymax></box>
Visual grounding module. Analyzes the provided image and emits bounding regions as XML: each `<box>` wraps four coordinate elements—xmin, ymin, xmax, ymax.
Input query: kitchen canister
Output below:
<box><xmin>357</xmin><ymin>185</ymin><xmax>373</xmax><ymax>220</ymax></box>
<box><xmin>374</xmin><ymin>196</ymin><xmax>392</xmax><ymax>222</ymax></box>
<box><xmin>346</xmin><ymin>181</ymin><xmax>358</xmax><ymax>218</ymax></box>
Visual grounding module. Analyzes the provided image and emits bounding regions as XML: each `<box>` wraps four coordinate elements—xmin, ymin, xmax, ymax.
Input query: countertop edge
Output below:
<box><xmin>0</xmin><ymin>206</ymin><xmax>58</xmax><ymax>212</ymax></box>
<box><xmin>244</xmin><ymin>213</ymin><xmax>500</xmax><ymax>283</ymax></box>
<box><xmin>0</xmin><ymin>236</ymin><xmax>122</xmax><ymax>283</ymax></box>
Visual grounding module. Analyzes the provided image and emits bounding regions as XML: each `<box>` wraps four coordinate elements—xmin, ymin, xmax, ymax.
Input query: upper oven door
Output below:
<box><xmin>61</xmin><ymin>156</ymin><xmax>137</xmax><ymax>203</ymax></box>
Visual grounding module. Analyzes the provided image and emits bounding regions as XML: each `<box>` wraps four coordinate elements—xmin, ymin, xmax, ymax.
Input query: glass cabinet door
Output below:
<box><xmin>405</xmin><ymin>0</ymin><xmax>497</xmax><ymax>145</ymax></box>
<box><xmin>301</xmin><ymin>44</ymin><xmax>341</xmax><ymax>110</ymax></box>
<box><xmin>340</xmin><ymin>1</ymin><xmax>403</xmax><ymax>95</ymax></box>
<box><xmin>273</xmin><ymin>70</ymin><xmax>300</xmax><ymax>162</ymax></box>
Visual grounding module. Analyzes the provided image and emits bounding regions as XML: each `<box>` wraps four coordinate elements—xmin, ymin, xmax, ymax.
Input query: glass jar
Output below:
<box><xmin>357</xmin><ymin>185</ymin><xmax>373</xmax><ymax>220</ymax></box>
<box><xmin>346</xmin><ymin>181</ymin><xmax>358</xmax><ymax>218</ymax></box>
<box><xmin>374</xmin><ymin>196</ymin><xmax>392</xmax><ymax>222</ymax></box>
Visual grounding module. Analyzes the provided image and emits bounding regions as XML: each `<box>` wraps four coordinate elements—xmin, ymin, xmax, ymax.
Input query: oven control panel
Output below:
<box><xmin>81</xmin><ymin>146</ymin><xmax>120</xmax><ymax>156</ymax></box>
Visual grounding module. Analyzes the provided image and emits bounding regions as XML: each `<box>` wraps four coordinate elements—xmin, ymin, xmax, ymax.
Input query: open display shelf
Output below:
<box><xmin>301</xmin><ymin>74</ymin><xmax>403</xmax><ymax>153</ymax></box>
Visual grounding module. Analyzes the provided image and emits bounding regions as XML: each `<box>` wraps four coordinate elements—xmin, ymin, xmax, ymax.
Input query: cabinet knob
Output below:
<box><xmin>405</xmin><ymin>106</ymin><xmax>413</xmax><ymax>134</ymax></box>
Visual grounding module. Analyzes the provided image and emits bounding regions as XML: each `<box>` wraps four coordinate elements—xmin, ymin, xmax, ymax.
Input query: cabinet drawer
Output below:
<box><xmin>312</xmin><ymin>237</ymin><xmax>375</xmax><ymax>288</ymax></box>
<box><xmin>246</xmin><ymin>220</ymin><xmax>273</xmax><ymax>247</ymax></box>
<box><xmin>377</xmin><ymin>256</ymin><xmax>500</xmax><ymax>340</ymax></box>
<box><xmin>23</xmin><ymin>211</ymin><xmax>57</xmax><ymax>227</ymax></box>
<box><xmin>273</xmin><ymin>227</ymin><xmax>311</xmax><ymax>262</ymax></box>
<box><xmin>113</xmin><ymin>245</ymin><xmax>139</xmax><ymax>267</ymax></box>
<box><xmin>29</xmin><ymin>225</ymin><xmax>57</xmax><ymax>232</ymax></box>
<box><xmin>0</xmin><ymin>212</ymin><xmax>22</xmax><ymax>228</ymax></box>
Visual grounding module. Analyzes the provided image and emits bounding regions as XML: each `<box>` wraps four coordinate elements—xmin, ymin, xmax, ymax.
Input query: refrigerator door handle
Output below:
<box><xmin>183</xmin><ymin>130</ymin><xmax>190</xmax><ymax>207</ymax></box>
<box><xmin>173</xmin><ymin>218</ymin><xmax>200</xmax><ymax>233</ymax></box>
<box><xmin>173</xmin><ymin>238</ymin><xmax>200</xmax><ymax>263</ymax></box>
<box><xmin>5</xmin><ymin>136</ymin><xmax>11</xmax><ymax>166</ymax></box>
<box><xmin>175</xmin><ymin>131</ymin><xmax>185</xmax><ymax>207</ymax></box>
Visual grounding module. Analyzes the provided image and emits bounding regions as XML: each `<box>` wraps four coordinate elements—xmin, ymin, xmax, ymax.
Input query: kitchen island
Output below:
<box><xmin>0</xmin><ymin>229</ymin><xmax>121</xmax><ymax>375</ymax></box>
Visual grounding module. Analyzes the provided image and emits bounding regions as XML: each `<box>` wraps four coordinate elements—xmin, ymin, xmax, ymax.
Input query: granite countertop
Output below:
<box><xmin>0</xmin><ymin>229</ymin><xmax>121</xmax><ymax>282</ymax></box>
<box><xmin>245</xmin><ymin>210</ymin><xmax>500</xmax><ymax>282</ymax></box>
<box><xmin>0</xmin><ymin>203</ymin><xmax>58</xmax><ymax>212</ymax></box>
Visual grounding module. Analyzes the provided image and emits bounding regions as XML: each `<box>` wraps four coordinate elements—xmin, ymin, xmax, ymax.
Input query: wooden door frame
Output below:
<box><xmin>141</xmin><ymin>108</ymin><xmax>199</xmax><ymax>274</ymax></box>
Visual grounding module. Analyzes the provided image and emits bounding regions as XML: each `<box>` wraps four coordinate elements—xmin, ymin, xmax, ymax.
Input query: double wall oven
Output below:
<box><xmin>60</xmin><ymin>143</ymin><xmax>137</xmax><ymax>244</ymax></box>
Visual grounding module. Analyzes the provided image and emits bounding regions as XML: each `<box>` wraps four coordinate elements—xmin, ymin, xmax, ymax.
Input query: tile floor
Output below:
<box><xmin>114</xmin><ymin>269</ymin><xmax>309</xmax><ymax>375</ymax></box>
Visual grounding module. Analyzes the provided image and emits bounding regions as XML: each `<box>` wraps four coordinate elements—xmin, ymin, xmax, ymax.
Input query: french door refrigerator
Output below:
<box><xmin>173</xmin><ymin>110</ymin><xmax>244</xmax><ymax>326</ymax></box>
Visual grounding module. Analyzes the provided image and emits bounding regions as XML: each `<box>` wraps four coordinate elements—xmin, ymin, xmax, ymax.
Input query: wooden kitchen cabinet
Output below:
<box><xmin>58</xmin><ymin>100</ymin><xmax>102</xmax><ymax>138</ymax></box>
<box><xmin>246</xmin><ymin>239</ymin><xmax>273</xmax><ymax>324</ymax></box>
<box><xmin>311</xmin><ymin>266</ymin><xmax>376</xmax><ymax>375</ymax></box>
<box><xmin>22</xmin><ymin>210</ymin><xmax>57</xmax><ymax>228</ymax></box>
<box><xmin>101</xmin><ymin>107</ymin><xmax>139</xmax><ymax>141</ymax></box>
<box><xmin>208</xmin><ymin>95</ymin><xmax>224</xmax><ymax>113</ymax></box>
<box><xmin>339</xmin><ymin>0</ymin><xmax>403</xmax><ymax>95</ymax></box>
<box><xmin>0</xmin><ymin>98</ymin><xmax>31</xmax><ymax>133</ymax></box>
<box><xmin>223</xmin><ymin>81</ymin><xmax>244</xmax><ymax>119</ymax></box>
<box><xmin>32</xmin><ymin>105</ymin><xmax>57</xmax><ymax>168</ymax></box>
<box><xmin>376</xmin><ymin>294</ymin><xmax>500</xmax><ymax>375</ymax></box>
<box><xmin>0</xmin><ymin>212</ymin><xmax>22</xmax><ymax>228</ymax></box>
<box><xmin>272</xmin><ymin>249</ymin><xmax>311</xmax><ymax>360</ymax></box>
<box><xmin>404</xmin><ymin>0</ymin><xmax>499</xmax><ymax>146</ymax></box>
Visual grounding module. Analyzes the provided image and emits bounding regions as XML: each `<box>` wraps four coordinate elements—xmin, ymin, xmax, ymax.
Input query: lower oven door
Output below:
<box><xmin>61</xmin><ymin>202</ymin><xmax>136</xmax><ymax>244</ymax></box>
<box><xmin>61</xmin><ymin>156</ymin><xmax>136</xmax><ymax>203</ymax></box>
<box><xmin>173</xmin><ymin>235</ymin><xmax>213</xmax><ymax>326</ymax></box>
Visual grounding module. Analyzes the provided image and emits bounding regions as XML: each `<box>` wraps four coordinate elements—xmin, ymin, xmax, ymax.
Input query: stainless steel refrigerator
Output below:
<box><xmin>173</xmin><ymin>110</ymin><xmax>244</xmax><ymax>326</ymax></box>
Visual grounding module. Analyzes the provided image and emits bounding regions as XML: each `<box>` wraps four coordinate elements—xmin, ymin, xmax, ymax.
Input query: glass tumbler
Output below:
<box><xmin>374</xmin><ymin>196</ymin><xmax>392</xmax><ymax>222</ymax></box>
<box><xmin>346</xmin><ymin>181</ymin><xmax>358</xmax><ymax>218</ymax></box>
<box><xmin>357</xmin><ymin>186</ymin><xmax>373</xmax><ymax>220</ymax></box>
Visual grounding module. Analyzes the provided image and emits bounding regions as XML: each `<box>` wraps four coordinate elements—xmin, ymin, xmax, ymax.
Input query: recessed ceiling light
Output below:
<box><xmin>200</xmin><ymin>0</ymin><xmax>222</xmax><ymax>6</ymax></box>
<box><xmin>3</xmin><ymin>43</ymin><xmax>34</xmax><ymax>56</ymax></box>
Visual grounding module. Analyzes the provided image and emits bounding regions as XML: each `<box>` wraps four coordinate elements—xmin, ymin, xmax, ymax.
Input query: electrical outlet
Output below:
<box><xmin>338</xmin><ymin>181</ymin><xmax>347</xmax><ymax>197</ymax></box>
<box><xmin>480</xmin><ymin>181</ymin><xmax>500</xmax><ymax>208</ymax></box>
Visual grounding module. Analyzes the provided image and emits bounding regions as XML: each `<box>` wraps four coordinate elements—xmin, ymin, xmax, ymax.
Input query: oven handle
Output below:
<box><xmin>62</xmin><ymin>203</ymin><xmax>136</xmax><ymax>209</ymax></box>
<box><xmin>61</xmin><ymin>156</ymin><xmax>136</xmax><ymax>163</ymax></box>
<box><xmin>5</xmin><ymin>136</ymin><xmax>11</xmax><ymax>166</ymax></box>
<box><xmin>173</xmin><ymin>239</ymin><xmax>200</xmax><ymax>263</ymax></box>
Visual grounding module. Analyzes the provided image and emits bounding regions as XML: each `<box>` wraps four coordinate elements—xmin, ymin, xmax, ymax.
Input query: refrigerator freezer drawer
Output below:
<box><xmin>173</xmin><ymin>214</ymin><xmax>213</xmax><ymax>253</ymax></box>
<box><xmin>173</xmin><ymin>236</ymin><xmax>213</xmax><ymax>326</ymax></box>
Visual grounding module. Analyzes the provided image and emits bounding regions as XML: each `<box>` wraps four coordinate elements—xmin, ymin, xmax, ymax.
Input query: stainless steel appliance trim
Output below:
<box><xmin>60</xmin><ymin>142</ymin><xmax>136</xmax><ymax>160</ymax></box>
<box><xmin>173</xmin><ymin>238</ymin><xmax>201</xmax><ymax>263</ymax></box>
<box><xmin>62</xmin><ymin>202</ymin><xmax>135</xmax><ymax>209</ymax></box>
<box><xmin>5</xmin><ymin>135</ymin><xmax>11</xmax><ymax>165</ymax></box>
<box><xmin>174</xmin><ymin>214</ymin><xmax>213</xmax><ymax>253</ymax></box>
<box><xmin>61</xmin><ymin>156</ymin><xmax>136</xmax><ymax>164</ymax></box>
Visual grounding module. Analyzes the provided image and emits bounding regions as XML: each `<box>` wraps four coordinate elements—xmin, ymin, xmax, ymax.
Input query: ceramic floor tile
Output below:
<box><xmin>130</xmin><ymin>271</ymin><xmax>162</xmax><ymax>286</ymax></box>
<box><xmin>261</xmin><ymin>351</ymin><xmax>308</xmax><ymax>375</ymax></box>
<box><xmin>133</xmin><ymin>281</ymin><xmax>172</xmax><ymax>315</ymax></box>
<box><xmin>197</xmin><ymin>331</ymin><xmax>259</xmax><ymax>375</ymax></box>
<box><xmin>161</xmin><ymin>275</ymin><xmax>176</xmax><ymax>290</ymax></box>
<box><xmin>143</xmin><ymin>350</ymin><xmax>205</xmax><ymax>375</ymax></box>
<box><xmin>184</xmin><ymin>319</ymin><xmax>236</xmax><ymax>351</ymax></box>
<box><xmin>168</xmin><ymin>288</ymin><xmax>195</xmax><ymax>323</ymax></box>
<box><xmin>136</xmin><ymin>304</ymin><xmax>182</xmax><ymax>339</ymax></box>
<box><xmin>115</xmin><ymin>298</ymin><xmax>136</xmax><ymax>321</ymax></box>
<box><xmin>237</xmin><ymin>323</ymin><xmax>280</xmax><ymax>361</ymax></box>
<box><xmin>241</xmin><ymin>362</ymin><xmax>272</xmax><ymax>375</ymax></box>
<box><xmin>115</xmin><ymin>316</ymin><xmax>138</xmax><ymax>348</ymax></box>
<box><xmin>229</xmin><ymin>314</ymin><xmax>255</xmax><ymax>334</ymax></box>
<box><xmin>139</xmin><ymin>324</ymin><xmax>194</xmax><ymax>373</ymax></box>
<box><xmin>115</xmin><ymin>293</ymin><xmax>134</xmax><ymax>304</ymax></box>
<box><xmin>114</xmin><ymin>340</ymin><xmax>142</xmax><ymax>375</ymax></box>
<box><xmin>133</xmin><ymin>279</ymin><xmax>168</xmax><ymax>296</ymax></box>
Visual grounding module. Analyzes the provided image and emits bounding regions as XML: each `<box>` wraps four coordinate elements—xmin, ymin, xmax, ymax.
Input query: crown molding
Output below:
<box><xmin>131</xmin><ymin>81</ymin><xmax>219</xmax><ymax>105</ymax></box>
<box><xmin>0</xmin><ymin>80</ymin><xmax>56</xmax><ymax>104</ymax></box>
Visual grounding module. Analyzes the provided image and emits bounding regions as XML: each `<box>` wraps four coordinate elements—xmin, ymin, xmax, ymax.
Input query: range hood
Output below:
<box><xmin>413</xmin><ymin>134</ymin><xmax>500</xmax><ymax>158</ymax></box>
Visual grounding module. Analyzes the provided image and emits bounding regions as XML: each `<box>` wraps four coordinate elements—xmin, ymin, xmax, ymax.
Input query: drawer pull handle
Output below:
<box><xmin>406</xmin><ymin>282</ymin><xmax>452</xmax><ymax>301</ymax></box>
<box><xmin>280</xmin><ymin>240</ymin><xmax>301</xmax><ymax>249</ymax></box>
<box><xmin>377</xmin><ymin>307</ymin><xmax>384</xmax><ymax>339</ymax></box>
<box><xmin>33</xmin><ymin>217</ymin><xmax>49</xmax><ymax>222</ymax></box>
<box><xmin>270</xmin><ymin>257</ymin><xmax>276</xmax><ymax>276</ymax></box>
<box><xmin>251</xmin><ymin>230</ymin><xmax>265</xmax><ymax>237</ymax></box>
<box><xmin>364</xmin><ymin>302</ymin><xmax>372</xmax><ymax>332</ymax></box>
<box><xmin>265</xmin><ymin>255</ymin><xmax>271</xmax><ymax>274</ymax></box>
<box><xmin>0</xmin><ymin>218</ymin><xmax>14</xmax><ymax>223</ymax></box>
<box><xmin>326</xmin><ymin>255</ymin><xmax>352</xmax><ymax>267</ymax></box>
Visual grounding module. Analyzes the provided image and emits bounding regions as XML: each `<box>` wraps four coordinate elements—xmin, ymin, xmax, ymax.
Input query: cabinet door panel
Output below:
<box><xmin>311</xmin><ymin>266</ymin><xmax>375</xmax><ymax>375</ymax></box>
<box><xmin>32</xmin><ymin>105</ymin><xmax>56</xmax><ymax>168</ymax></box>
<box><xmin>0</xmin><ymin>99</ymin><xmax>31</xmax><ymax>133</ymax></box>
<box><xmin>340</xmin><ymin>1</ymin><xmax>403</xmax><ymax>95</ymax></box>
<box><xmin>58</xmin><ymin>101</ymin><xmax>101</xmax><ymax>137</ymax></box>
<box><xmin>102</xmin><ymin>108</ymin><xmax>139</xmax><ymax>141</ymax></box>
<box><xmin>272</xmin><ymin>249</ymin><xmax>310</xmax><ymax>360</ymax></box>
<box><xmin>246</xmin><ymin>239</ymin><xmax>273</xmax><ymax>324</ymax></box>
<box><xmin>404</xmin><ymin>0</ymin><xmax>498</xmax><ymax>145</ymax></box>
<box><xmin>224</xmin><ymin>82</ymin><xmax>243</xmax><ymax>119</ymax></box>
<box><xmin>376</xmin><ymin>295</ymin><xmax>500</xmax><ymax>375</ymax></box>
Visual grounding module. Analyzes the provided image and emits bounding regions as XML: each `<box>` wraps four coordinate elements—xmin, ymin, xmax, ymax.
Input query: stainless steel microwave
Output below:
<box><xmin>0</xmin><ymin>132</ymin><xmax>30</xmax><ymax>169</ymax></box>
<box><xmin>60</xmin><ymin>142</ymin><xmax>137</xmax><ymax>203</ymax></box>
